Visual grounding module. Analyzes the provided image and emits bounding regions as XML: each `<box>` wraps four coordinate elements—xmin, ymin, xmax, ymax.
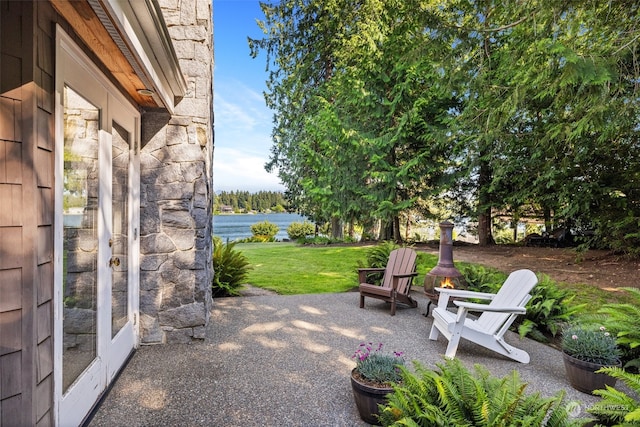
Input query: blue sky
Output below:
<box><xmin>213</xmin><ymin>0</ymin><xmax>284</xmax><ymax>192</ymax></box>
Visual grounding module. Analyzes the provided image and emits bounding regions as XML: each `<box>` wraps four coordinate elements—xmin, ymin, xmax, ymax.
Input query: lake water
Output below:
<box><xmin>213</xmin><ymin>212</ymin><xmax>308</xmax><ymax>241</ymax></box>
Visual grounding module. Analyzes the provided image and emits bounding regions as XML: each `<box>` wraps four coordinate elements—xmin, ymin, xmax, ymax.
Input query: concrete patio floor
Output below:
<box><xmin>88</xmin><ymin>289</ymin><xmax>599</xmax><ymax>426</ymax></box>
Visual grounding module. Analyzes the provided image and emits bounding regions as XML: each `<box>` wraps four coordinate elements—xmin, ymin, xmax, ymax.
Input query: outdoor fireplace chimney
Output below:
<box><xmin>424</xmin><ymin>221</ymin><xmax>463</xmax><ymax>313</ymax></box>
<box><xmin>428</xmin><ymin>221</ymin><xmax>462</xmax><ymax>280</ymax></box>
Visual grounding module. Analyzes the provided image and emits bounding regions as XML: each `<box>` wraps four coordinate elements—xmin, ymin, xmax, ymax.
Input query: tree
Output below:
<box><xmin>251</xmin><ymin>0</ymin><xmax>640</xmax><ymax>253</ymax></box>
<box><xmin>251</xmin><ymin>0</ymin><xmax>458</xmax><ymax>241</ymax></box>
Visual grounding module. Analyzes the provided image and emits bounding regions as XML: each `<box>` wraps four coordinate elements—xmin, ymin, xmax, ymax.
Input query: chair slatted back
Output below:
<box><xmin>476</xmin><ymin>269</ymin><xmax>538</xmax><ymax>334</ymax></box>
<box><xmin>381</xmin><ymin>248</ymin><xmax>417</xmax><ymax>294</ymax></box>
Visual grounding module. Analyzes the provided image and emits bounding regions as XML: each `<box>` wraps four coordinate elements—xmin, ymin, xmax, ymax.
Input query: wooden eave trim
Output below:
<box><xmin>50</xmin><ymin>0</ymin><xmax>159</xmax><ymax>108</ymax></box>
<box><xmin>92</xmin><ymin>0</ymin><xmax>184</xmax><ymax>112</ymax></box>
<box><xmin>50</xmin><ymin>0</ymin><xmax>186</xmax><ymax>113</ymax></box>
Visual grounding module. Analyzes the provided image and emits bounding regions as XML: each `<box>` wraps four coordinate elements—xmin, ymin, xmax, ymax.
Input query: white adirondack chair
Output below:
<box><xmin>428</xmin><ymin>269</ymin><xmax>538</xmax><ymax>363</ymax></box>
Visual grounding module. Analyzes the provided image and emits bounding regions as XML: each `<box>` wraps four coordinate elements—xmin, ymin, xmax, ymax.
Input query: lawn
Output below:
<box><xmin>236</xmin><ymin>242</ymin><xmax>630</xmax><ymax>307</ymax></box>
<box><xmin>237</xmin><ymin>242</ymin><xmax>439</xmax><ymax>295</ymax></box>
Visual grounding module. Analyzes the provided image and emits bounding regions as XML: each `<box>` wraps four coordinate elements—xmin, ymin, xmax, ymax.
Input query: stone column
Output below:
<box><xmin>139</xmin><ymin>0</ymin><xmax>214</xmax><ymax>344</ymax></box>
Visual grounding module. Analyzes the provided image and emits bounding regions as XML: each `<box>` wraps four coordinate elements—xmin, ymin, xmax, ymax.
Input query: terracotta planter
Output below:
<box><xmin>562</xmin><ymin>352</ymin><xmax>619</xmax><ymax>394</ymax></box>
<box><xmin>350</xmin><ymin>369</ymin><xmax>393</xmax><ymax>425</ymax></box>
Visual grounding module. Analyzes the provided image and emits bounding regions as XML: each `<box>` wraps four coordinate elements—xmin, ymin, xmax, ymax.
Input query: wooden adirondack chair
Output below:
<box><xmin>358</xmin><ymin>248</ymin><xmax>418</xmax><ymax>316</ymax></box>
<box><xmin>428</xmin><ymin>269</ymin><xmax>538</xmax><ymax>363</ymax></box>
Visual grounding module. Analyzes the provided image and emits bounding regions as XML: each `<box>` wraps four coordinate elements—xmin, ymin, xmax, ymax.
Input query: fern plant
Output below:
<box><xmin>378</xmin><ymin>358</ymin><xmax>587</xmax><ymax>426</ymax></box>
<box><xmin>212</xmin><ymin>237</ymin><xmax>252</xmax><ymax>297</ymax></box>
<box><xmin>588</xmin><ymin>366</ymin><xmax>640</xmax><ymax>426</ymax></box>
<box><xmin>599</xmin><ymin>287</ymin><xmax>640</xmax><ymax>370</ymax></box>
<box><xmin>366</xmin><ymin>241</ymin><xmax>401</xmax><ymax>268</ymax></box>
<box><xmin>357</xmin><ymin>241</ymin><xmax>401</xmax><ymax>286</ymax></box>
<box><xmin>517</xmin><ymin>274</ymin><xmax>586</xmax><ymax>342</ymax></box>
<box><xmin>459</xmin><ymin>264</ymin><xmax>506</xmax><ymax>293</ymax></box>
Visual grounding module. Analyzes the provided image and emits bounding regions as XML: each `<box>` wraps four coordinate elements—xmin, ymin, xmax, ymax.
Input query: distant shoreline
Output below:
<box><xmin>213</xmin><ymin>212</ymin><xmax>307</xmax><ymax>241</ymax></box>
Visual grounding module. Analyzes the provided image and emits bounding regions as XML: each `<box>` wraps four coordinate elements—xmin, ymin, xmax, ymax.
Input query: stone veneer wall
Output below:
<box><xmin>138</xmin><ymin>0</ymin><xmax>214</xmax><ymax>344</ymax></box>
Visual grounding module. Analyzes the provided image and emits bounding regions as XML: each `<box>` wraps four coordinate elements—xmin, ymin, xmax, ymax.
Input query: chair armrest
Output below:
<box><xmin>434</xmin><ymin>288</ymin><xmax>495</xmax><ymax>308</ymax></box>
<box><xmin>453</xmin><ymin>300</ymin><xmax>526</xmax><ymax>314</ymax></box>
<box><xmin>357</xmin><ymin>267</ymin><xmax>386</xmax><ymax>273</ymax></box>
<box><xmin>434</xmin><ymin>288</ymin><xmax>495</xmax><ymax>300</ymax></box>
<box><xmin>390</xmin><ymin>272</ymin><xmax>418</xmax><ymax>290</ymax></box>
<box><xmin>358</xmin><ymin>267</ymin><xmax>385</xmax><ymax>283</ymax></box>
<box><xmin>392</xmin><ymin>272</ymin><xmax>418</xmax><ymax>279</ymax></box>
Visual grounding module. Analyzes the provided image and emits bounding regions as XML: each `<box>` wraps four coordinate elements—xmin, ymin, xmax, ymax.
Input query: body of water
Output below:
<box><xmin>213</xmin><ymin>212</ymin><xmax>308</xmax><ymax>241</ymax></box>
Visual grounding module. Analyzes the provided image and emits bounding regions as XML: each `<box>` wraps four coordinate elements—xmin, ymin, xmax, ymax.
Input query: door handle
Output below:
<box><xmin>109</xmin><ymin>257</ymin><xmax>120</xmax><ymax>267</ymax></box>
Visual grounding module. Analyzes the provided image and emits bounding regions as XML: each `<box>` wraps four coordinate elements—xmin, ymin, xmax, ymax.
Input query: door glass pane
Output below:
<box><xmin>62</xmin><ymin>86</ymin><xmax>99</xmax><ymax>393</ymax></box>
<box><xmin>111</xmin><ymin>121</ymin><xmax>129</xmax><ymax>338</ymax></box>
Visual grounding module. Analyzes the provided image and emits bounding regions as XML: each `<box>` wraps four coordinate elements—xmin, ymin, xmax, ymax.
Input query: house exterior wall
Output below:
<box><xmin>138</xmin><ymin>0</ymin><xmax>214</xmax><ymax>344</ymax></box>
<box><xmin>1</xmin><ymin>0</ymin><xmax>214</xmax><ymax>424</ymax></box>
<box><xmin>1</xmin><ymin>1</ymin><xmax>56</xmax><ymax>425</ymax></box>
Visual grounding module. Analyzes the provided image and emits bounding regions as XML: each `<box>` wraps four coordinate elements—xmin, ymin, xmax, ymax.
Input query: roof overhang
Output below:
<box><xmin>51</xmin><ymin>0</ymin><xmax>187</xmax><ymax>113</ymax></box>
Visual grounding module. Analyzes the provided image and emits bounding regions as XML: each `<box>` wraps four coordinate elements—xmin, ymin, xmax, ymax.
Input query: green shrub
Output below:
<box><xmin>561</xmin><ymin>323</ymin><xmax>622</xmax><ymax>365</ymax></box>
<box><xmin>250</xmin><ymin>220</ymin><xmax>279</xmax><ymax>240</ymax></box>
<box><xmin>459</xmin><ymin>264</ymin><xmax>506</xmax><ymax>292</ymax></box>
<box><xmin>517</xmin><ymin>274</ymin><xmax>585</xmax><ymax>342</ymax></box>
<box><xmin>599</xmin><ymin>287</ymin><xmax>640</xmax><ymax>370</ymax></box>
<box><xmin>358</xmin><ymin>241</ymin><xmax>401</xmax><ymax>286</ymax></box>
<box><xmin>298</xmin><ymin>235</ymin><xmax>358</xmax><ymax>245</ymax></box>
<box><xmin>287</xmin><ymin>221</ymin><xmax>315</xmax><ymax>240</ymax></box>
<box><xmin>299</xmin><ymin>235</ymin><xmax>333</xmax><ymax>245</ymax></box>
<box><xmin>212</xmin><ymin>237</ymin><xmax>252</xmax><ymax>297</ymax></box>
<box><xmin>239</xmin><ymin>235</ymin><xmax>277</xmax><ymax>243</ymax></box>
<box><xmin>379</xmin><ymin>358</ymin><xmax>586</xmax><ymax>426</ymax></box>
<box><xmin>588</xmin><ymin>367</ymin><xmax>640</xmax><ymax>426</ymax></box>
<box><xmin>365</xmin><ymin>241</ymin><xmax>400</xmax><ymax>268</ymax></box>
<box><xmin>352</xmin><ymin>343</ymin><xmax>405</xmax><ymax>386</ymax></box>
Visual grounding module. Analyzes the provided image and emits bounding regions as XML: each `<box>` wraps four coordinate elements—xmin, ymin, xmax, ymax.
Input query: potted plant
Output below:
<box><xmin>350</xmin><ymin>342</ymin><xmax>405</xmax><ymax>425</ymax></box>
<box><xmin>561</xmin><ymin>323</ymin><xmax>622</xmax><ymax>394</ymax></box>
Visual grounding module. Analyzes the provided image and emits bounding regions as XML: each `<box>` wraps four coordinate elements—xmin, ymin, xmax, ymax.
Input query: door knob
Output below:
<box><xmin>109</xmin><ymin>257</ymin><xmax>120</xmax><ymax>267</ymax></box>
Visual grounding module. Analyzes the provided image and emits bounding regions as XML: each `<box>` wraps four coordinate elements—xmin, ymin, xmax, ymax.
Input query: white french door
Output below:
<box><xmin>54</xmin><ymin>27</ymin><xmax>140</xmax><ymax>427</ymax></box>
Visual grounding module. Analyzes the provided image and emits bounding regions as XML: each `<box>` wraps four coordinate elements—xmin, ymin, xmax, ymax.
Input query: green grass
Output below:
<box><xmin>237</xmin><ymin>243</ymin><xmax>366</xmax><ymax>294</ymax></box>
<box><xmin>237</xmin><ymin>243</ymin><xmax>629</xmax><ymax>306</ymax></box>
<box><xmin>237</xmin><ymin>243</ymin><xmax>438</xmax><ymax>295</ymax></box>
<box><xmin>558</xmin><ymin>281</ymin><xmax>634</xmax><ymax>306</ymax></box>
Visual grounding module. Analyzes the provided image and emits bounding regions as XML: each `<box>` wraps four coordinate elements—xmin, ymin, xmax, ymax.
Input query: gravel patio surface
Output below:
<box><xmin>88</xmin><ymin>288</ymin><xmax>598</xmax><ymax>426</ymax></box>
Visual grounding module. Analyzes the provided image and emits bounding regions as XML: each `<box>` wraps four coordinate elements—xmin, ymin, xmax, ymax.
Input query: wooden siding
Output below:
<box><xmin>0</xmin><ymin>1</ymin><xmax>55</xmax><ymax>425</ymax></box>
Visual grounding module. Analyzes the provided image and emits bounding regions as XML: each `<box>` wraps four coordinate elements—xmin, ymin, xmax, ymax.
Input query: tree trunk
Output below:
<box><xmin>477</xmin><ymin>211</ymin><xmax>493</xmax><ymax>246</ymax></box>
<box><xmin>380</xmin><ymin>220</ymin><xmax>394</xmax><ymax>241</ymax></box>
<box><xmin>393</xmin><ymin>215</ymin><xmax>401</xmax><ymax>243</ymax></box>
<box><xmin>405</xmin><ymin>216</ymin><xmax>411</xmax><ymax>241</ymax></box>
<box><xmin>544</xmin><ymin>207</ymin><xmax>552</xmax><ymax>232</ymax></box>
<box><xmin>362</xmin><ymin>220</ymin><xmax>379</xmax><ymax>241</ymax></box>
<box><xmin>477</xmin><ymin>157</ymin><xmax>494</xmax><ymax>246</ymax></box>
<box><xmin>331</xmin><ymin>216</ymin><xmax>343</xmax><ymax>239</ymax></box>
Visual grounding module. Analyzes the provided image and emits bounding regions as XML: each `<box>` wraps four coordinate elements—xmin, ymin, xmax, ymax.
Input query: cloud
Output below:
<box><xmin>214</xmin><ymin>78</ymin><xmax>281</xmax><ymax>192</ymax></box>
<box><xmin>214</xmin><ymin>147</ymin><xmax>283</xmax><ymax>192</ymax></box>
<box><xmin>215</xmin><ymin>93</ymin><xmax>258</xmax><ymax>132</ymax></box>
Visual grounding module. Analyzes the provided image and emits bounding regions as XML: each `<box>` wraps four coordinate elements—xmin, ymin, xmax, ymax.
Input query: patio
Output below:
<box><xmin>88</xmin><ymin>289</ymin><xmax>598</xmax><ymax>426</ymax></box>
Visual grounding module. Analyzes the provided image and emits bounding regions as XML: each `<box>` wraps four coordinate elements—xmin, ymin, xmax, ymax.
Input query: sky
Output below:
<box><xmin>213</xmin><ymin>0</ymin><xmax>285</xmax><ymax>193</ymax></box>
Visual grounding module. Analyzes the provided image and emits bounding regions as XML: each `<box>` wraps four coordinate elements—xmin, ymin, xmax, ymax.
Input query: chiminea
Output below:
<box><xmin>424</xmin><ymin>221</ymin><xmax>464</xmax><ymax>314</ymax></box>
